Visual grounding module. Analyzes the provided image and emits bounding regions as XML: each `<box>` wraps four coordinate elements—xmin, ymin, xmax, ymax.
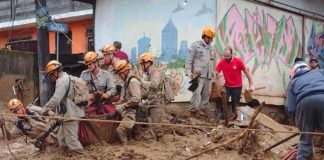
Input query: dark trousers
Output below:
<box><xmin>295</xmin><ymin>94</ymin><xmax>324</xmax><ymax>160</ymax></box>
<box><xmin>225</xmin><ymin>86</ymin><xmax>242</xmax><ymax>113</ymax></box>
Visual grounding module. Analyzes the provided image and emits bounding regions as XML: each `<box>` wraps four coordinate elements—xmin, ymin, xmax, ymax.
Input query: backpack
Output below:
<box><xmin>68</xmin><ymin>75</ymin><xmax>89</xmax><ymax>107</ymax></box>
<box><xmin>160</xmin><ymin>74</ymin><xmax>177</xmax><ymax>103</ymax></box>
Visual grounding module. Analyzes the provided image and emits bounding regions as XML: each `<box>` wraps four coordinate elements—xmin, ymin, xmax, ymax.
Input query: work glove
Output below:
<box><xmin>47</xmin><ymin>110</ymin><xmax>56</xmax><ymax>117</ymax></box>
<box><xmin>189</xmin><ymin>73</ymin><xmax>195</xmax><ymax>80</ymax></box>
<box><xmin>115</xmin><ymin>104</ymin><xmax>126</xmax><ymax>114</ymax></box>
<box><xmin>41</xmin><ymin>109</ymin><xmax>50</xmax><ymax>116</ymax></box>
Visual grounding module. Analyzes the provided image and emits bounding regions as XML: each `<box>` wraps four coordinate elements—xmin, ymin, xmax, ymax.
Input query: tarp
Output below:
<box><xmin>78</xmin><ymin>102</ymin><xmax>121</xmax><ymax>145</ymax></box>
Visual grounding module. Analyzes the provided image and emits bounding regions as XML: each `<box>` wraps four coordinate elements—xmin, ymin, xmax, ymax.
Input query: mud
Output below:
<box><xmin>1</xmin><ymin>103</ymin><xmax>324</xmax><ymax>160</ymax></box>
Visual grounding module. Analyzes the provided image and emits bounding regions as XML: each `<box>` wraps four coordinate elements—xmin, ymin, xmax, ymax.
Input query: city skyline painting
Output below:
<box><xmin>96</xmin><ymin>0</ymin><xmax>216</xmax><ymax>63</ymax></box>
<box><xmin>95</xmin><ymin>0</ymin><xmax>216</xmax><ymax>101</ymax></box>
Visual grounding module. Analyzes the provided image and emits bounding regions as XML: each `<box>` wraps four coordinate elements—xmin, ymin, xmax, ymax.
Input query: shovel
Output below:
<box><xmin>243</xmin><ymin>87</ymin><xmax>265</xmax><ymax>107</ymax></box>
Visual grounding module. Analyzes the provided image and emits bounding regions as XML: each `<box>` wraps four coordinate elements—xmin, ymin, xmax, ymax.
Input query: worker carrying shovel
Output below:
<box><xmin>215</xmin><ymin>47</ymin><xmax>254</xmax><ymax>120</ymax></box>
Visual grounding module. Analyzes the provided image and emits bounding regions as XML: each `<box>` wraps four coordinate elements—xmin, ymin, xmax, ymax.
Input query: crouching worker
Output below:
<box><xmin>137</xmin><ymin>53</ymin><xmax>165</xmax><ymax>123</ymax></box>
<box><xmin>114</xmin><ymin>60</ymin><xmax>141</xmax><ymax>145</ymax></box>
<box><xmin>5</xmin><ymin>99</ymin><xmax>57</xmax><ymax>146</ymax></box>
<box><xmin>287</xmin><ymin>61</ymin><xmax>324</xmax><ymax>160</ymax></box>
<box><xmin>41</xmin><ymin>60</ymin><xmax>85</xmax><ymax>155</ymax></box>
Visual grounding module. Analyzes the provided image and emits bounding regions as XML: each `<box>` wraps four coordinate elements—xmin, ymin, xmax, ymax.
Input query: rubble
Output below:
<box><xmin>0</xmin><ymin>103</ymin><xmax>323</xmax><ymax>160</ymax></box>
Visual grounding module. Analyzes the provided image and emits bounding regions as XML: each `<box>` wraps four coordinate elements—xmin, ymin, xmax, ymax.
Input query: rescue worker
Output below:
<box><xmin>137</xmin><ymin>52</ymin><xmax>164</xmax><ymax>123</ymax></box>
<box><xmin>287</xmin><ymin>61</ymin><xmax>324</xmax><ymax>160</ymax></box>
<box><xmin>114</xmin><ymin>60</ymin><xmax>141</xmax><ymax>145</ymax></box>
<box><xmin>5</xmin><ymin>99</ymin><xmax>56</xmax><ymax>144</ymax></box>
<box><xmin>113</xmin><ymin>41</ymin><xmax>129</xmax><ymax>60</ymax></box>
<box><xmin>80</xmin><ymin>51</ymin><xmax>117</xmax><ymax>103</ymax></box>
<box><xmin>309</xmin><ymin>57</ymin><xmax>319</xmax><ymax>70</ymax></box>
<box><xmin>215</xmin><ymin>47</ymin><xmax>254</xmax><ymax>120</ymax></box>
<box><xmin>100</xmin><ymin>44</ymin><xmax>123</xmax><ymax>89</ymax></box>
<box><xmin>100</xmin><ymin>44</ymin><xmax>118</xmax><ymax>71</ymax></box>
<box><xmin>185</xmin><ymin>26</ymin><xmax>216</xmax><ymax>114</ymax></box>
<box><xmin>41</xmin><ymin>60</ymin><xmax>84</xmax><ymax>155</ymax></box>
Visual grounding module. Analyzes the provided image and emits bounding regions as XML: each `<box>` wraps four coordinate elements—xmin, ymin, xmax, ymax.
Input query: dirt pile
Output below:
<box><xmin>1</xmin><ymin>104</ymin><xmax>324</xmax><ymax>160</ymax></box>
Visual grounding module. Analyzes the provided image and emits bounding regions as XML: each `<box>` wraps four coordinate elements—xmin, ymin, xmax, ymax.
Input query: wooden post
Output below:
<box><xmin>220</xmin><ymin>91</ymin><xmax>229</xmax><ymax>126</ymax></box>
<box><xmin>238</xmin><ymin>102</ymin><xmax>265</xmax><ymax>154</ymax></box>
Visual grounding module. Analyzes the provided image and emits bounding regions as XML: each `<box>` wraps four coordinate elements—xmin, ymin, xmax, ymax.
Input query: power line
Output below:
<box><xmin>35</xmin><ymin>0</ymin><xmax>84</xmax><ymax>53</ymax></box>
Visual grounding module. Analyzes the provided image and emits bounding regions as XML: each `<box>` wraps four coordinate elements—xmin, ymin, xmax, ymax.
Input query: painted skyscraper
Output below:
<box><xmin>131</xmin><ymin>47</ymin><xmax>137</xmax><ymax>64</ymax></box>
<box><xmin>178</xmin><ymin>40</ymin><xmax>188</xmax><ymax>60</ymax></box>
<box><xmin>137</xmin><ymin>33</ymin><xmax>151</xmax><ymax>57</ymax></box>
<box><xmin>159</xmin><ymin>19</ymin><xmax>178</xmax><ymax>61</ymax></box>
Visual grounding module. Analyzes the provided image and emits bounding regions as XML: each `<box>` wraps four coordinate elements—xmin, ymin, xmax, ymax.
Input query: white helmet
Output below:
<box><xmin>290</xmin><ymin>61</ymin><xmax>309</xmax><ymax>79</ymax></box>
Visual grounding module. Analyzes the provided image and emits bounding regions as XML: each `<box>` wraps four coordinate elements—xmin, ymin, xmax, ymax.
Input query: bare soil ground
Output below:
<box><xmin>0</xmin><ymin>103</ymin><xmax>323</xmax><ymax>160</ymax></box>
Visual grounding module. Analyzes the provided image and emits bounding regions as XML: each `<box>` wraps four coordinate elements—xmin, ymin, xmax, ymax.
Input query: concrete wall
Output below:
<box><xmin>94</xmin><ymin>0</ymin><xmax>324</xmax><ymax>105</ymax></box>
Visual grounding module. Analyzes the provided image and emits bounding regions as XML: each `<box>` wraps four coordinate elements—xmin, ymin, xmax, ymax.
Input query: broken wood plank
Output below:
<box><xmin>220</xmin><ymin>91</ymin><xmax>229</xmax><ymax>126</ymax></box>
<box><xmin>185</xmin><ymin>102</ymin><xmax>265</xmax><ymax>160</ymax></box>
<box><xmin>263</xmin><ymin>133</ymin><xmax>299</xmax><ymax>153</ymax></box>
<box><xmin>239</xmin><ymin>102</ymin><xmax>265</xmax><ymax>154</ymax></box>
<box><xmin>236</xmin><ymin>106</ymin><xmax>299</xmax><ymax>145</ymax></box>
<box><xmin>184</xmin><ymin>131</ymin><xmax>247</xmax><ymax>160</ymax></box>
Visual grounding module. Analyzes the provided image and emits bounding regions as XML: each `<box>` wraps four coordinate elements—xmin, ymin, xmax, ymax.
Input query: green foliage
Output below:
<box><xmin>167</xmin><ymin>58</ymin><xmax>185</xmax><ymax>68</ymax></box>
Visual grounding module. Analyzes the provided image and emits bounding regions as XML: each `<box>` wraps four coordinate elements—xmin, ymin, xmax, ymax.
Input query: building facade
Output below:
<box><xmin>0</xmin><ymin>0</ymin><xmax>93</xmax><ymax>54</ymax></box>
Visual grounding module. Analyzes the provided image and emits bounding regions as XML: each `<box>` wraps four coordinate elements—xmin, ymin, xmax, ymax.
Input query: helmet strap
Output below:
<box><xmin>143</xmin><ymin>62</ymin><xmax>152</xmax><ymax>73</ymax></box>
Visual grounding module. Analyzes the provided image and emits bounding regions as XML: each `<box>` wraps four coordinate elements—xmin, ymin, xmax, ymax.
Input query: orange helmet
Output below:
<box><xmin>84</xmin><ymin>51</ymin><xmax>98</xmax><ymax>65</ymax></box>
<box><xmin>7</xmin><ymin>99</ymin><xmax>26</xmax><ymax>115</ymax></box>
<box><xmin>202</xmin><ymin>26</ymin><xmax>215</xmax><ymax>38</ymax></box>
<box><xmin>138</xmin><ymin>52</ymin><xmax>153</xmax><ymax>64</ymax></box>
<box><xmin>114</xmin><ymin>60</ymin><xmax>131</xmax><ymax>74</ymax></box>
<box><xmin>101</xmin><ymin>44</ymin><xmax>116</xmax><ymax>55</ymax></box>
<box><xmin>45</xmin><ymin>60</ymin><xmax>62</xmax><ymax>77</ymax></box>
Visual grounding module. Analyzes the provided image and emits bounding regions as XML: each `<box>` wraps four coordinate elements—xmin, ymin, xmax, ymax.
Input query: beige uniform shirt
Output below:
<box><xmin>116</xmin><ymin>71</ymin><xmax>141</xmax><ymax>116</ymax></box>
<box><xmin>141</xmin><ymin>68</ymin><xmax>163</xmax><ymax>105</ymax></box>
<box><xmin>185</xmin><ymin>40</ymin><xmax>216</xmax><ymax>79</ymax></box>
<box><xmin>42</xmin><ymin>72</ymin><xmax>85</xmax><ymax>119</ymax></box>
<box><xmin>10</xmin><ymin>105</ymin><xmax>55</xmax><ymax>139</ymax></box>
<box><xmin>80</xmin><ymin>68</ymin><xmax>117</xmax><ymax>96</ymax></box>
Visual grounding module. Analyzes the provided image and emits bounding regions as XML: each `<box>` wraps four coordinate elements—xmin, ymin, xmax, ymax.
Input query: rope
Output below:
<box><xmin>1</xmin><ymin>116</ymin><xmax>17</xmax><ymax>160</ymax></box>
<box><xmin>1</xmin><ymin>112</ymin><xmax>324</xmax><ymax>136</ymax></box>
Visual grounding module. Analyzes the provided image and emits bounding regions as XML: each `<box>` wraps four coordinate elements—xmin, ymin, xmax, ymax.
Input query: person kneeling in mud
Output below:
<box><xmin>137</xmin><ymin>52</ymin><xmax>165</xmax><ymax>123</ymax></box>
<box><xmin>4</xmin><ymin>99</ymin><xmax>57</xmax><ymax>146</ymax></box>
<box><xmin>113</xmin><ymin>60</ymin><xmax>142</xmax><ymax>145</ymax></box>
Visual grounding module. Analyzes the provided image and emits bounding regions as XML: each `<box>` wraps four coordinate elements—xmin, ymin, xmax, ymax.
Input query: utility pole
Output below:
<box><xmin>35</xmin><ymin>0</ymin><xmax>51</xmax><ymax>106</ymax></box>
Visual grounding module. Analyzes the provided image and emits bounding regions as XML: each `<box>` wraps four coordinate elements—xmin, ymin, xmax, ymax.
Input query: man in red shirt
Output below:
<box><xmin>215</xmin><ymin>47</ymin><xmax>254</xmax><ymax>119</ymax></box>
<box><xmin>113</xmin><ymin>41</ymin><xmax>129</xmax><ymax>60</ymax></box>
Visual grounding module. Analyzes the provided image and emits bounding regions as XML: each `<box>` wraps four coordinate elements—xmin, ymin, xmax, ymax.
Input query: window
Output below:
<box><xmin>86</xmin><ymin>27</ymin><xmax>94</xmax><ymax>51</ymax></box>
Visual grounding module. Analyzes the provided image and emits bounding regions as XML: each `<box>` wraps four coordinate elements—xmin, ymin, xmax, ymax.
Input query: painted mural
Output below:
<box><xmin>95</xmin><ymin>0</ymin><xmax>216</xmax><ymax>101</ymax></box>
<box><xmin>304</xmin><ymin>19</ymin><xmax>324</xmax><ymax>67</ymax></box>
<box><xmin>215</xmin><ymin>2</ymin><xmax>302</xmax><ymax>98</ymax></box>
